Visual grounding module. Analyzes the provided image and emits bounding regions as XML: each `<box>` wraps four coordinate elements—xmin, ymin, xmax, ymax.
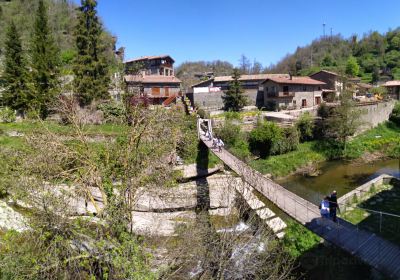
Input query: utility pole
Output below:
<box><xmin>323</xmin><ymin>23</ymin><xmax>326</xmax><ymax>38</ymax></box>
<box><xmin>330</xmin><ymin>27</ymin><xmax>333</xmax><ymax>39</ymax></box>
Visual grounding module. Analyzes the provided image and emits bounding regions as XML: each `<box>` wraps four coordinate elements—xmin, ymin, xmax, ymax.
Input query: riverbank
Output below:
<box><xmin>229</xmin><ymin>121</ymin><xmax>400</xmax><ymax>179</ymax></box>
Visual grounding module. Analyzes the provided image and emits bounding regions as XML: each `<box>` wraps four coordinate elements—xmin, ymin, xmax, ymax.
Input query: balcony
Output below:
<box><xmin>266</xmin><ymin>91</ymin><xmax>295</xmax><ymax>98</ymax></box>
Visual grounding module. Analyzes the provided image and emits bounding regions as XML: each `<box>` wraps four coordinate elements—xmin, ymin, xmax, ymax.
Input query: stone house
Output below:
<box><xmin>124</xmin><ymin>55</ymin><xmax>182</xmax><ymax>105</ymax></box>
<box><xmin>190</xmin><ymin>74</ymin><xmax>289</xmax><ymax>109</ymax></box>
<box><xmin>309</xmin><ymin>70</ymin><xmax>343</xmax><ymax>101</ymax></box>
<box><xmin>262</xmin><ymin>76</ymin><xmax>325</xmax><ymax>109</ymax></box>
<box><xmin>382</xmin><ymin>80</ymin><xmax>400</xmax><ymax>100</ymax></box>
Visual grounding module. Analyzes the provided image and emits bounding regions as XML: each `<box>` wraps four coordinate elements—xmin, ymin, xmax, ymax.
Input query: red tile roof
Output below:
<box><xmin>191</xmin><ymin>74</ymin><xmax>289</xmax><ymax>87</ymax></box>
<box><xmin>124</xmin><ymin>55</ymin><xmax>174</xmax><ymax>63</ymax></box>
<box><xmin>310</xmin><ymin>70</ymin><xmax>339</xmax><ymax>77</ymax></box>
<box><xmin>262</xmin><ymin>76</ymin><xmax>326</xmax><ymax>85</ymax></box>
<box><xmin>125</xmin><ymin>75</ymin><xmax>181</xmax><ymax>84</ymax></box>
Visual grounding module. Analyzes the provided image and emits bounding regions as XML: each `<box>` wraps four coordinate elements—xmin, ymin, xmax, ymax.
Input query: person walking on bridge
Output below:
<box><xmin>319</xmin><ymin>196</ymin><xmax>330</xmax><ymax>219</ymax></box>
<box><xmin>217</xmin><ymin>138</ymin><xmax>224</xmax><ymax>152</ymax></box>
<box><xmin>329</xmin><ymin>190</ymin><xmax>340</xmax><ymax>223</ymax></box>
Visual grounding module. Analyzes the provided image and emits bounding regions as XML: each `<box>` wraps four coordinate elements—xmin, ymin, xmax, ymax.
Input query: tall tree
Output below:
<box><xmin>251</xmin><ymin>59</ymin><xmax>263</xmax><ymax>74</ymax></box>
<box><xmin>1</xmin><ymin>21</ymin><xmax>31</xmax><ymax>115</ymax></box>
<box><xmin>31</xmin><ymin>0</ymin><xmax>60</xmax><ymax>119</ymax></box>
<box><xmin>238</xmin><ymin>54</ymin><xmax>251</xmax><ymax>74</ymax></box>
<box><xmin>222</xmin><ymin>68</ymin><xmax>247</xmax><ymax>111</ymax></box>
<box><xmin>326</xmin><ymin>92</ymin><xmax>363</xmax><ymax>153</ymax></box>
<box><xmin>345</xmin><ymin>56</ymin><xmax>360</xmax><ymax>77</ymax></box>
<box><xmin>73</xmin><ymin>0</ymin><xmax>110</xmax><ymax>106</ymax></box>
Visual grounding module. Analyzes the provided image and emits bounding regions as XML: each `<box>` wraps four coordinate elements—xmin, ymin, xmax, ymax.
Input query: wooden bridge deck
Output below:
<box><xmin>199</xmin><ymin>131</ymin><xmax>400</xmax><ymax>279</ymax></box>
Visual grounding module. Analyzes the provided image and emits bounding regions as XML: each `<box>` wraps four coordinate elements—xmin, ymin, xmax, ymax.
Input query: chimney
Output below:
<box><xmin>289</xmin><ymin>72</ymin><xmax>293</xmax><ymax>80</ymax></box>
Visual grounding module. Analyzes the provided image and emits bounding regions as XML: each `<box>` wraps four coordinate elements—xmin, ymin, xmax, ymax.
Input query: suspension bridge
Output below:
<box><xmin>198</xmin><ymin>118</ymin><xmax>400</xmax><ymax>279</ymax></box>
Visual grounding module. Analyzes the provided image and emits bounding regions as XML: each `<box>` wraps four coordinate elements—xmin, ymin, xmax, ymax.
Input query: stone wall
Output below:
<box><xmin>358</xmin><ymin>100</ymin><xmax>396</xmax><ymax>131</ymax></box>
<box><xmin>188</xmin><ymin>89</ymin><xmax>263</xmax><ymax>109</ymax></box>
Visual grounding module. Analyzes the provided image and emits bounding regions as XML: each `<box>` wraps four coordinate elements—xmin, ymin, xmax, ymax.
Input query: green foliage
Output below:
<box><xmin>214</xmin><ymin>121</ymin><xmax>242</xmax><ymax>147</ymax></box>
<box><xmin>223</xmin><ymin>111</ymin><xmax>242</xmax><ymax>121</ymax></box>
<box><xmin>0</xmin><ymin>107</ymin><xmax>16</xmax><ymax>123</ymax></box>
<box><xmin>390</xmin><ymin>102</ymin><xmax>400</xmax><ymax>126</ymax></box>
<box><xmin>73</xmin><ymin>0</ymin><xmax>110</xmax><ymax>106</ymax></box>
<box><xmin>97</xmin><ymin>102</ymin><xmax>126</xmax><ymax>124</ymax></box>
<box><xmin>1</xmin><ymin>21</ymin><xmax>31</xmax><ymax>115</ymax></box>
<box><xmin>296</xmin><ymin>112</ymin><xmax>315</xmax><ymax>142</ymax></box>
<box><xmin>283</xmin><ymin>221</ymin><xmax>321</xmax><ymax>258</ymax></box>
<box><xmin>345</xmin><ymin>56</ymin><xmax>360</xmax><ymax>77</ymax></box>
<box><xmin>197</xmin><ymin>108</ymin><xmax>209</xmax><ymax>119</ymax></box>
<box><xmin>30</xmin><ymin>0</ymin><xmax>60</xmax><ymax>119</ymax></box>
<box><xmin>326</xmin><ymin>92</ymin><xmax>363</xmax><ymax>151</ymax></box>
<box><xmin>60</xmin><ymin>49</ymin><xmax>76</xmax><ymax>65</ymax></box>
<box><xmin>222</xmin><ymin>68</ymin><xmax>247</xmax><ymax>112</ymax></box>
<box><xmin>248</xmin><ymin>121</ymin><xmax>282</xmax><ymax>158</ymax></box>
<box><xmin>273</xmin><ymin>126</ymin><xmax>299</xmax><ymax>155</ymax></box>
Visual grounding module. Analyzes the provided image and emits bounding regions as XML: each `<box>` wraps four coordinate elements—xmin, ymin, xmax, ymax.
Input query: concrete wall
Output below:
<box><xmin>190</xmin><ymin>89</ymin><xmax>262</xmax><ymax>109</ymax></box>
<box><xmin>358</xmin><ymin>100</ymin><xmax>396</xmax><ymax>131</ymax></box>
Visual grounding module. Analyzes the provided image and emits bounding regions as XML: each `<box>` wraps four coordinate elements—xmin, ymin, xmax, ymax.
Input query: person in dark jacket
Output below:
<box><xmin>329</xmin><ymin>190</ymin><xmax>340</xmax><ymax>222</ymax></box>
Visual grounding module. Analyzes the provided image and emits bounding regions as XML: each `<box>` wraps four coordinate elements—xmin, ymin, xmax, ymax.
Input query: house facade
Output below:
<box><xmin>124</xmin><ymin>55</ymin><xmax>182</xmax><ymax>105</ymax></box>
<box><xmin>262</xmin><ymin>76</ymin><xmax>325</xmax><ymax>109</ymax></box>
<box><xmin>190</xmin><ymin>74</ymin><xmax>289</xmax><ymax>108</ymax></box>
<box><xmin>383</xmin><ymin>80</ymin><xmax>400</xmax><ymax>100</ymax></box>
<box><xmin>309</xmin><ymin>70</ymin><xmax>343</xmax><ymax>101</ymax></box>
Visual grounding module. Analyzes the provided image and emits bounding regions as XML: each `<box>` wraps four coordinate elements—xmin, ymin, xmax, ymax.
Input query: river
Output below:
<box><xmin>277</xmin><ymin>159</ymin><xmax>400</xmax><ymax>205</ymax></box>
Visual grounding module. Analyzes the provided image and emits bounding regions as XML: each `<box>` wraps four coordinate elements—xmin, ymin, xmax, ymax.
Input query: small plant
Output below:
<box><xmin>369</xmin><ymin>183</ymin><xmax>376</xmax><ymax>194</ymax></box>
<box><xmin>224</xmin><ymin>111</ymin><xmax>242</xmax><ymax>121</ymax></box>
<box><xmin>0</xmin><ymin>107</ymin><xmax>16</xmax><ymax>123</ymax></box>
<box><xmin>352</xmin><ymin>193</ymin><xmax>358</xmax><ymax>204</ymax></box>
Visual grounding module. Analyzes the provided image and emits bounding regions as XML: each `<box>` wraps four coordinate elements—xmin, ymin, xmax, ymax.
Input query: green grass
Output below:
<box><xmin>341</xmin><ymin>183</ymin><xmax>400</xmax><ymax>246</ymax></box>
<box><xmin>0</xmin><ymin>121</ymin><xmax>128</xmax><ymax>137</ymax></box>
<box><xmin>247</xmin><ymin>142</ymin><xmax>327</xmax><ymax>178</ymax></box>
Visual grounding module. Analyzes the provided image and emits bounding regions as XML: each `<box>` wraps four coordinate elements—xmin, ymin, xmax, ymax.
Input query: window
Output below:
<box><xmin>159</xmin><ymin>68</ymin><xmax>163</xmax><ymax>75</ymax></box>
<box><xmin>283</xmin><ymin>86</ymin><xmax>289</xmax><ymax>93</ymax></box>
<box><xmin>303</xmin><ymin>85</ymin><xmax>307</xmax><ymax>91</ymax></box>
<box><xmin>302</xmin><ymin>99</ymin><xmax>307</xmax><ymax>107</ymax></box>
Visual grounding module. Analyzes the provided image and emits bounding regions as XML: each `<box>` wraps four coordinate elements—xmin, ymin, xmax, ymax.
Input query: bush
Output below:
<box><xmin>272</xmin><ymin>126</ymin><xmax>299</xmax><ymax>155</ymax></box>
<box><xmin>197</xmin><ymin>108</ymin><xmax>209</xmax><ymax>119</ymax></box>
<box><xmin>390</xmin><ymin>102</ymin><xmax>400</xmax><ymax>126</ymax></box>
<box><xmin>97</xmin><ymin>102</ymin><xmax>126</xmax><ymax>124</ymax></box>
<box><xmin>214</xmin><ymin>121</ymin><xmax>241</xmax><ymax>146</ymax></box>
<box><xmin>0</xmin><ymin>107</ymin><xmax>16</xmax><ymax>123</ymax></box>
<box><xmin>317</xmin><ymin>103</ymin><xmax>331</xmax><ymax>119</ymax></box>
<box><xmin>224</xmin><ymin>111</ymin><xmax>242</xmax><ymax>121</ymax></box>
<box><xmin>296</xmin><ymin>112</ymin><xmax>315</xmax><ymax>142</ymax></box>
<box><xmin>249</xmin><ymin>121</ymin><xmax>283</xmax><ymax>158</ymax></box>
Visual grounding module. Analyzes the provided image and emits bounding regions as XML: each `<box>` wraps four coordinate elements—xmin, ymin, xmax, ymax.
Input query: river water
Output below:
<box><xmin>277</xmin><ymin>159</ymin><xmax>400</xmax><ymax>205</ymax></box>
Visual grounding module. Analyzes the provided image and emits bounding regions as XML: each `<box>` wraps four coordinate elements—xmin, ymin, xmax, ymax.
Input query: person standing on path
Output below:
<box><xmin>329</xmin><ymin>190</ymin><xmax>340</xmax><ymax>222</ymax></box>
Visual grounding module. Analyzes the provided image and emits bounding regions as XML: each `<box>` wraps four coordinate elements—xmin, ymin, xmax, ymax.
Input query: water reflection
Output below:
<box><xmin>278</xmin><ymin>159</ymin><xmax>400</xmax><ymax>205</ymax></box>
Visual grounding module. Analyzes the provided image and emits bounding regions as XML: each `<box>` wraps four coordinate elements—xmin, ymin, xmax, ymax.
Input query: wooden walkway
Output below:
<box><xmin>199</xmin><ymin>123</ymin><xmax>400</xmax><ymax>279</ymax></box>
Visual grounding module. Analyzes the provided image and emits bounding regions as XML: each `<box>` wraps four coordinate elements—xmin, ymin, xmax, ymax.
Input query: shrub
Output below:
<box><xmin>249</xmin><ymin>121</ymin><xmax>283</xmax><ymax>158</ymax></box>
<box><xmin>317</xmin><ymin>103</ymin><xmax>331</xmax><ymax>119</ymax></box>
<box><xmin>224</xmin><ymin>111</ymin><xmax>242</xmax><ymax>121</ymax></box>
<box><xmin>296</xmin><ymin>112</ymin><xmax>315</xmax><ymax>142</ymax></box>
<box><xmin>97</xmin><ymin>102</ymin><xmax>126</xmax><ymax>124</ymax></box>
<box><xmin>197</xmin><ymin>108</ymin><xmax>209</xmax><ymax>119</ymax></box>
<box><xmin>0</xmin><ymin>107</ymin><xmax>16</xmax><ymax>123</ymax></box>
<box><xmin>272</xmin><ymin>126</ymin><xmax>299</xmax><ymax>154</ymax></box>
<box><xmin>214</xmin><ymin>121</ymin><xmax>241</xmax><ymax>146</ymax></box>
<box><xmin>390</xmin><ymin>102</ymin><xmax>400</xmax><ymax>126</ymax></box>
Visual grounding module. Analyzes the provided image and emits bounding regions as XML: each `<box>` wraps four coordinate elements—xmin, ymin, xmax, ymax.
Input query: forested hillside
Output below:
<box><xmin>0</xmin><ymin>0</ymin><xmax>116</xmax><ymax>71</ymax></box>
<box><xmin>268</xmin><ymin>29</ymin><xmax>400</xmax><ymax>83</ymax></box>
<box><xmin>175</xmin><ymin>60</ymin><xmax>234</xmax><ymax>90</ymax></box>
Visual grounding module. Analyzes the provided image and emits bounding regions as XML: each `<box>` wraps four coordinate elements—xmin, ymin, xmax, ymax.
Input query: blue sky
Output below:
<box><xmin>75</xmin><ymin>0</ymin><xmax>400</xmax><ymax>67</ymax></box>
